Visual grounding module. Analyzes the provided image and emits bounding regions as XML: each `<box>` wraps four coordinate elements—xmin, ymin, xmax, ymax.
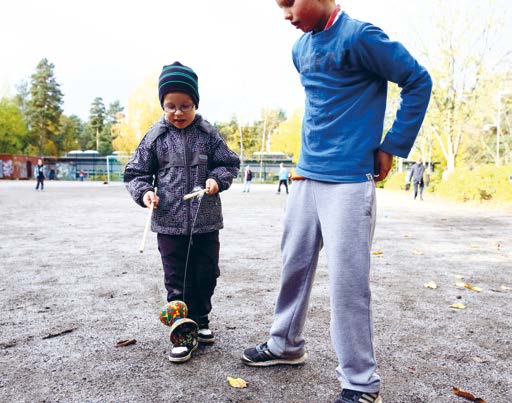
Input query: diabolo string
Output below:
<box><xmin>182</xmin><ymin>187</ymin><xmax>206</xmax><ymax>303</ymax></box>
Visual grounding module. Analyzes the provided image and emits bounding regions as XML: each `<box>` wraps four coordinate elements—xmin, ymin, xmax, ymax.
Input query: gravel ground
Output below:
<box><xmin>0</xmin><ymin>180</ymin><xmax>511</xmax><ymax>403</ymax></box>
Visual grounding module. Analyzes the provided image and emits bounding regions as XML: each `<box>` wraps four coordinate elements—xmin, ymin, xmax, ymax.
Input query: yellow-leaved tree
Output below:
<box><xmin>113</xmin><ymin>74</ymin><xmax>162</xmax><ymax>154</ymax></box>
<box><xmin>271</xmin><ymin>108</ymin><xmax>303</xmax><ymax>163</ymax></box>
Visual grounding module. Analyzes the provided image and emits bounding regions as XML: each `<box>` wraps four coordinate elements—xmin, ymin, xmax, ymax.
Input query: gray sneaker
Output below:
<box><xmin>333</xmin><ymin>389</ymin><xmax>382</xmax><ymax>403</ymax></box>
<box><xmin>241</xmin><ymin>342</ymin><xmax>307</xmax><ymax>367</ymax></box>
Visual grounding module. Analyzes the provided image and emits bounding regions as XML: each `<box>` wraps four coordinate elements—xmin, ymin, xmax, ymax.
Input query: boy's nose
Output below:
<box><xmin>283</xmin><ymin>10</ymin><xmax>292</xmax><ymax>20</ymax></box>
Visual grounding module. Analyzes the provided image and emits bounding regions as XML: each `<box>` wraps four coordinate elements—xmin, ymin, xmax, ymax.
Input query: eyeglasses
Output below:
<box><xmin>163</xmin><ymin>104</ymin><xmax>195</xmax><ymax>113</ymax></box>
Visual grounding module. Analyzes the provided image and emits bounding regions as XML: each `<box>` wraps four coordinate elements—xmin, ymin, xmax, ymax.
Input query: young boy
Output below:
<box><xmin>124</xmin><ymin>61</ymin><xmax>240</xmax><ymax>362</ymax></box>
<box><xmin>277</xmin><ymin>162</ymin><xmax>289</xmax><ymax>194</ymax></box>
<box><xmin>35</xmin><ymin>159</ymin><xmax>45</xmax><ymax>191</ymax></box>
<box><xmin>242</xmin><ymin>2</ymin><xmax>432</xmax><ymax>402</ymax></box>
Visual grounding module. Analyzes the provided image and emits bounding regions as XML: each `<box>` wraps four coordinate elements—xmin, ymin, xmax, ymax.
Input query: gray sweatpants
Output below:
<box><xmin>267</xmin><ymin>178</ymin><xmax>380</xmax><ymax>392</ymax></box>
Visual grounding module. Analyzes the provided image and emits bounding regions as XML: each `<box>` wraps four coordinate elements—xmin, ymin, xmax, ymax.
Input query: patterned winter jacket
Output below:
<box><xmin>124</xmin><ymin>115</ymin><xmax>240</xmax><ymax>235</ymax></box>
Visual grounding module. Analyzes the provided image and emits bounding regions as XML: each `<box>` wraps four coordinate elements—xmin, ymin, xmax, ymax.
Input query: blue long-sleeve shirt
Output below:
<box><xmin>292</xmin><ymin>12</ymin><xmax>432</xmax><ymax>182</ymax></box>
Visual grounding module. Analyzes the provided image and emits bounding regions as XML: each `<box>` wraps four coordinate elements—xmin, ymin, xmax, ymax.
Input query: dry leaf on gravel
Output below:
<box><xmin>450</xmin><ymin>303</ymin><xmax>466</xmax><ymax>309</ymax></box>
<box><xmin>424</xmin><ymin>281</ymin><xmax>438</xmax><ymax>289</ymax></box>
<box><xmin>115</xmin><ymin>339</ymin><xmax>137</xmax><ymax>347</ymax></box>
<box><xmin>227</xmin><ymin>376</ymin><xmax>248</xmax><ymax>388</ymax></box>
<box><xmin>471</xmin><ymin>357</ymin><xmax>489</xmax><ymax>364</ymax></box>
<box><xmin>454</xmin><ymin>283</ymin><xmax>482</xmax><ymax>292</ymax></box>
<box><xmin>463</xmin><ymin>283</ymin><xmax>482</xmax><ymax>292</ymax></box>
<box><xmin>452</xmin><ymin>386</ymin><xmax>486</xmax><ymax>402</ymax></box>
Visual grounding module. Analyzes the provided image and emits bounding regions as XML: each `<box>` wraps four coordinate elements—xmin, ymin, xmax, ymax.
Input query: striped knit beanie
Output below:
<box><xmin>158</xmin><ymin>61</ymin><xmax>199</xmax><ymax>109</ymax></box>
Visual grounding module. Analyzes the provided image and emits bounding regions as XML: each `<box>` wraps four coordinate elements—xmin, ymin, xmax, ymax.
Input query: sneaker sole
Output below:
<box><xmin>197</xmin><ymin>336</ymin><xmax>215</xmax><ymax>344</ymax></box>
<box><xmin>241</xmin><ymin>352</ymin><xmax>308</xmax><ymax>367</ymax></box>
<box><xmin>168</xmin><ymin>342</ymin><xmax>198</xmax><ymax>363</ymax></box>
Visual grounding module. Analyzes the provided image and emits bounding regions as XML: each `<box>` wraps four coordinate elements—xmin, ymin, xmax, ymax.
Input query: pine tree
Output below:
<box><xmin>98</xmin><ymin>100</ymin><xmax>124</xmax><ymax>155</ymax></box>
<box><xmin>26</xmin><ymin>58</ymin><xmax>64</xmax><ymax>156</ymax></box>
<box><xmin>88</xmin><ymin>97</ymin><xmax>106</xmax><ymax>152</ymax></box>
<box><xmin>59</xmin><ymin>115</ymin><xmax>84</xmax><ymax>153</ymax></box>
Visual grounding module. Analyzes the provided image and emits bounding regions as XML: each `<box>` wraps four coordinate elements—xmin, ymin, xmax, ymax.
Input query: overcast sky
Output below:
<box><xmin>0</xmin><ymin>0</ymin><xmax>508</xmax><ymax>124</ymax></box>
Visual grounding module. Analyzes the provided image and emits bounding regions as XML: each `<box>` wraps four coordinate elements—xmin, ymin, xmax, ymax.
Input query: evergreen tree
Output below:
<box><xmin>78</xmin><ymin>124</ymin><xmax>94</xmax><ymax>151</ymax></box>
<box><xmin>88</xmin><ymin>97</ymin><xmax>106</xmax><ymax>151</ymax></box>
<box><xmin>98</xmin><ymin>100</ymin><xmax>124</xmax><ymax>155</ymax></box>
<box><xmin>26</xmin><ymin>58</ymin><xmax>64</xmax><ymax>156</ymax></box>
<box><xmin>59</xmin><ymin>114</ymin><xmax>84</xmax><ymax>153</ymax></box>
<box><xmin>14</xmin><ymin>80</ymin><xmax>30</xmax><ymax>115</ymax></box>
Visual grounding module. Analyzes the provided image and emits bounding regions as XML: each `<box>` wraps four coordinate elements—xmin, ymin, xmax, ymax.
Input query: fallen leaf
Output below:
<box><xmin>115</xmin><ymin>338</ymin><xmax>137</xmax><ymax>347</ymax></box>
<box><xmin>454</xmin><ymin>282</ymin><xmax>466</xmax><ymax>288</ymax></box>
<box><xmin>371</xmin><ymin>251</ymin><xmax>384</xmax><ymax>256</ymax></box>
<box><xmin>469</xmin><ymin>245</ymin><xmax>480</xmax><ymax>249</ymax></box>
<box><xmin>411</xmin><ymin>250</ymin><xmax>424</xmax><ymax>255</ymax></box>
<box><xmin>464</xmin><ymin>283</ymin><xmax>482</xmax><ymax>292</ymax></box>
<box><xmin>227</xmin><ymin>376</ymin><xmax>248</xmax><ymax>388</ymax></box>
<box><xmin>450</xmin><ymin>303</ymin><xmax>466</xmax><ymax>309</ymax></box>
<box><xmin>491</xmin><ymin>285</ymin><xmax>511</xmax><ymax>293</ymax></box>
<box><xmin>403</xmin><ymin>234</ymin><xmax>410</xmax><ymax>238</ymax></box>
<box><xmin>424</xmin><ymin>281</ymin><xmax>438</xmax><ymax>289</ymax></box>
<box><xmin>453</xmin><ymin>386</ymin><xmax>486</xmax><ymax>402</ymax></box>
<box><xmin>454</xmin><ymin>275</ymin><xmax>465</xmax><ymax>280</ymax></box>
<box><xmin>472</xmin><ymin>356</ymin><xmax>489</xmax><ymax>364</ymax></box>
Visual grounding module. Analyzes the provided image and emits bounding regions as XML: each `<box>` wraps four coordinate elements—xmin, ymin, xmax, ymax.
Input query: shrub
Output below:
<box><xmin>383</xmin><ymin>171</ymin><xmax>407</xmax><ymax>190</ymax></box>
<box><xmin>436</xmin><ymin>164</ymin><xmax>512</xmax><ymax>203</ymax></box>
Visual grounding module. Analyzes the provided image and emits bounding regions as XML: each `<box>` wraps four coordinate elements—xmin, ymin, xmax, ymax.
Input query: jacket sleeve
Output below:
<box><xmin>354</xmin><ymin>23</ymin><xmax>432</xmax><ymax>158</ymax></box>
<box><xmin>124</xmin><ymin>128</ymin><xmax>159</xmax><ymax>207</ymax></box>
<box><xmin>207</xmin><ymin>131</ymin><xmax>240</xmax><ymax>192</ymax></box>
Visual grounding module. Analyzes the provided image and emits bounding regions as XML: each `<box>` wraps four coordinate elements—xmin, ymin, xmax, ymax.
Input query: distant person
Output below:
<box><xmin>124</xmin><ymin>61</ymin><xmax>240</xmax><ymax>363</ymax></box>
<box><xmin>410</xmin><ymin>157</ymin><xmax>425</xmax><ymax>200</ymax></box>
<box><xmin>277</xmin><ymin>163</ymin><xmax>289</xmax><ymax>194</ymax></box>
<box><xmin>34</xmin><ymin>159</ymin><xmax>45</xmax><ymax>191</ymax></box>
<box><xmin>241</xmin><ymin>2</ymin><xmax>432</xmax><ymax>403</ymax></box>
<box><xmin>79</xmin><ymin>170</ymin><xmax>85</xmax><ymax>181</ymax></box>
<box><xmin>243</xmin><ymin>165</ymin><xmax>253</xmax><ymax>192</ymax></box>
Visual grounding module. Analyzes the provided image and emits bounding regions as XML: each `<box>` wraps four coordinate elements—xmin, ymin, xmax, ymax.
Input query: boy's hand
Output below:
<box><xmin>374</xmin><ymin>150</ymin><xmax>393</xmax><ymax>182</ymax></box>
<box><xmin>143</xmin><ymin>190</ymin><xmax>159</xmax><ymax>209</ymax></box>
<box><xmin>205</xmin><ymin>178</ymin><xmax>219</xmax><ymax>195</ymax></box>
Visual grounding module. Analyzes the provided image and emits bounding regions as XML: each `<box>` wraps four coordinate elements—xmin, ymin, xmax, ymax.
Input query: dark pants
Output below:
<box><xmin>278</xmin><ymin>179</ymin><xmax>288</xmax><ymax>193</ymax></box>
<box><xmin>36</xmin><ymin>176</ymin><xmax>44</xmax><ymax>190</ymax></box>
<box><xmin>413</xmin><ymin>180</ymin><xmax>424</xmax><ymax>199</ymax></box>
<box><xmin>157</xmin><ymin>231</ymin><xmax>220</xmax><ymax>324</ymax></box>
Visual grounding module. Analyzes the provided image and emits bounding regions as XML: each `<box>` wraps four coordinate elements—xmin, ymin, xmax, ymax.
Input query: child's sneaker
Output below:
<box><xmin>241</xmin><ymin>342</ymin><xmax>307</xmax><ymax>366</ymax></box>
<box><xmin>168</xmin><ymin>338</ymin><xmax>198</xmax><ymax>363</ymax></box>
<box><xmin>197</xmin><ymin>326</ymin><xmax>215</xmax><ymax>344</ymax></box>
<box><xmin>196</xmin><ymin>316</ymin><xmax>215</xmax><ymax>344</ymax></box>
<box><xmin>333</xmin><ymin>389</ymin><xmax>382</xmax><ymax>403</ymax></box>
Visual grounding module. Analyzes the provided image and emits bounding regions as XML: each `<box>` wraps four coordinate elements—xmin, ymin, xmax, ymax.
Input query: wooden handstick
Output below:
<box><xmin>139</xmin><ymin>189</ymin><xmax>157</xmax><ymax>253</ymax></box>
<box><xmin>183</xmin><ymin>188</ymin><xmax>207</xmax><ymax>200</ymax></box>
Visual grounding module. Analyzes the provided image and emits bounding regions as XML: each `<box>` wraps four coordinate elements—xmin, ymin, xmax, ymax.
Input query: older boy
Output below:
<box><xmin>242</xmin><ymin>1</ymin><xmax>432</xmax><ymax>402</ymax></box>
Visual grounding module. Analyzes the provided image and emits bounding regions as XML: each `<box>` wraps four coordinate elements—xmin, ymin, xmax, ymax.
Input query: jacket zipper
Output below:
<box><xmin>182</xmin><ymin>129</ymin><xmax>191</xmax><ymax>234</ymax></box>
